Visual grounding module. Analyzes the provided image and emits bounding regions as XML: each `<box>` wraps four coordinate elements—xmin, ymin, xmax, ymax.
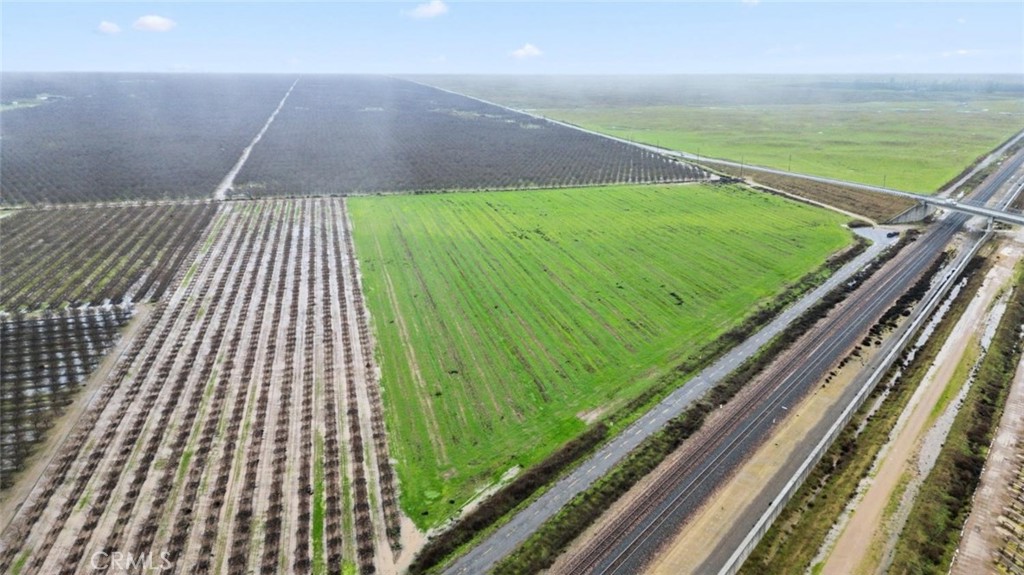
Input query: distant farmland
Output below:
<box><xmin>541</xmin><ymin>101</ymin><xmax>1024</xmax><ymax>193</ymax></box>
<box><xmin>0</xmin><ymin>74</ymin><xmax>296</xmax><ymax>204</ymax></box>
<box><xmin>233</xmin><ymin>76</ymin><xmax>705</xmax><ymax>196</ymax></box>
<box><xmin>418</xmin><ymin>75</ymin><xmax>1024</xmax><ymax>194</ymax></box>
<box><xmin>348</xmin><ymin>183</ymin><xmax>852</xmax><ymax>526</ymax></box>
<box><xmin>0</xmin><ymin>74</ymin><xmax>706</xmax><ymax>205</ymax></box>
<box><xmin>1</xmin><ymin>73</ymin><xmax>879</xmax><ymax>573</ymax></box>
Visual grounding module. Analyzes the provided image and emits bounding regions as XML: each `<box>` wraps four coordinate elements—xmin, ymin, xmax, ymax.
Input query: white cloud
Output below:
<box><xmin>742</xmin><ymin>0</ymin><xmax>761</xmax><ymax>5</ymax></box>
<box><xmin>942</xmin><ymin>48</ymin><xmax>980</xmax><ymax>58</ymax></box>
<box><xmin>97</xmin><ymin>21</ymin><xmax>121</xmax><ymax>35</ymax></box>
<box><xmin>405</xmin><ymin>0</ymin><xmax>449</xmax><ymax>19</ymax></box>
<box><xmin>133</xmin><ymin>15</ymin><xmax>177</xmax><ymax>32</ymax></box>
<box><xmin>511</xmin><ymin>43</ymin><xmax>543</xmax><ymax>59</ymax></box>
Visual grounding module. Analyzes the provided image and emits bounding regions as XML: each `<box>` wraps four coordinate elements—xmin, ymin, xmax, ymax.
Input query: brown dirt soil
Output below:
<box><xmin>822</xmin><ymin>240</ymin><xmax>1021</xmax><ymax>575</ymax></box>
<box><xmin>704</xmin><ymin>162</ymin><xmax>916</xmax><ymax>223</ymax></box>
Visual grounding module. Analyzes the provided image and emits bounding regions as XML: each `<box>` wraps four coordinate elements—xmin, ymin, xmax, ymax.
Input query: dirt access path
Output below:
<box><xmin>212</xmin><ymin>79</ymin><xmax>297</xmax><ymax>200</ymax></box>
<box><xmin>821</xmin><ymin>240</ymin><xmax>1022</xmax><ymax>575</ymax></box>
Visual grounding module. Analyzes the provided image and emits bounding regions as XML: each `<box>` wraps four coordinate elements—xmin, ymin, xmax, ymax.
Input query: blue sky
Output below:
<box><xmin>3</xmin><ymin>2</ymin><xmax>1022</xmax><ymax>74</ymax></box>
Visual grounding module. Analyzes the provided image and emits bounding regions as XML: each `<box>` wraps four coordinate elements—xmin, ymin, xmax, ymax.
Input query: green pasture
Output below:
<box><xmin>541</xmin><ymin>100</ymin><xmax>1024</xmax><ymax>193</ymax></box>
<box><xmin>349</xmin><ymin>183</ymin><xmax>851</xmax><ymax>528</ymax></box>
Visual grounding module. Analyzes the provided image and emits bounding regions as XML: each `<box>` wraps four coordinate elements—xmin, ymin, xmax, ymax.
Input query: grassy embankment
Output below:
<box><xmin>349</xmin><ymin>183</ymin><xmax>851</xmax><ymax>529</ymax></box>
<box><xmin>890</xmin><ymin>261</ymin><xmax>1024</xmax><ymax>573</ymax></box>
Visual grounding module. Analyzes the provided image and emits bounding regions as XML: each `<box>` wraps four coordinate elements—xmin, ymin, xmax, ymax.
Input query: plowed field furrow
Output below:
<box><xmin>320</xmin><ymin>200</ymin><xmax>347</xmax><ymax>571</ymax></box>
<box><xmin>294</xmin><ymin>201</ymin><xmax>320</xmax><ymax>572</ymax></box>
<box><xmin>159</xmin><ymin>204</ymin><xmax>274</xmax><ymax>560</ymax></box>
<box><xmin>2</xmin><ymin>198</ymin><xmax>398</xmax><ymax>574</ymax></box>
<box><xmin>334</xmin><ymin>201</ymin><xmax>377</xmax><ymax>574</ymax></box>
<box><xmin>192</xmin><ymin>204</ymin><xmax>288</xmax><ymax>574</ymax></box>
<box><xmin>260</xmin><ymin>201</ymin><xmax>307</xmax><ymax>572</ymax></box>
<box><xmin>126</xmin><ymin>205</ymin><xmax>273</xmax><ymax>561</ymax></box>
<box><xmin>225</xmin><ymin>202</ymin><xmax>298</xmax><ymax>574</ymax></box>
<box><xmin>90</xmin><ymin>206</ymin><xmax>260</xmax><ymax>561</ymax></box>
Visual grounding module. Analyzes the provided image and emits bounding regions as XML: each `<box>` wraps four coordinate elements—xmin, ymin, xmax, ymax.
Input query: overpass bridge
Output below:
<box><xmin>671</xmin><ymin>131</ymin><xmax>1024</xmax><ymax>226</ymax></box>
<box><xmin>421</xmin><ymin>81</ymin><xmax>1024</xmax><ymax>226</ymax></box>
<box><xmin>678</xmin><ymin>148</ymin><xmax>1024</xmax><ymax>227</ymax></box>
<box><xmin>524</xmin><ymin>108</ymin><xmax>1024</xmax><ymax>227</ymax></box>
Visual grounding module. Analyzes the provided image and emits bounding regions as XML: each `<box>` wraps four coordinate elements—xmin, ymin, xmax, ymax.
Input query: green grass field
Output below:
<box><xmin>350</xmin><ymin>183</ymin><xmax>851</xmax><ymax>528</ymax></box>
<box><xmin>542</xmin><ymin>100</ymin><xmax>1024</xmax><ymax>193</ymax></box>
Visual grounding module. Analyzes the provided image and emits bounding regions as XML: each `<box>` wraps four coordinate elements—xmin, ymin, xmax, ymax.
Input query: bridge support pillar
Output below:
<box><xmin>886</xmin><ymin>201</ymin><xmax>936</xmax><ymax>224</ymax></box>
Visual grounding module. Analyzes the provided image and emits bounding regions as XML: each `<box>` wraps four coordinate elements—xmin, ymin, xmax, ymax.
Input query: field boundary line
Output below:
<box><xmin>214</xmin><ymin>79</ymin><xmax>299</xmax><ymax>200</ymax></box>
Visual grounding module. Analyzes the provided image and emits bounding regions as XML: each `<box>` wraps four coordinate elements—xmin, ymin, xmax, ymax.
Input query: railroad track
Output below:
<box><xmin>567</xmin><ymin>148</ymin><xmax>1024</xmax><ymax>575</ymax></box>
<box><xmin>572</xmin><ymin>221</ymin><xmax>955</xmax><ymax>574</ymax></box>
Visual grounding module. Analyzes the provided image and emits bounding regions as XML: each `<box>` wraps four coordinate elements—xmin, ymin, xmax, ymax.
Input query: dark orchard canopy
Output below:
<box><xmin>0</xmin><ymin>73</ymin><xmax>707</xmax><ymax>205</ymax></box>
